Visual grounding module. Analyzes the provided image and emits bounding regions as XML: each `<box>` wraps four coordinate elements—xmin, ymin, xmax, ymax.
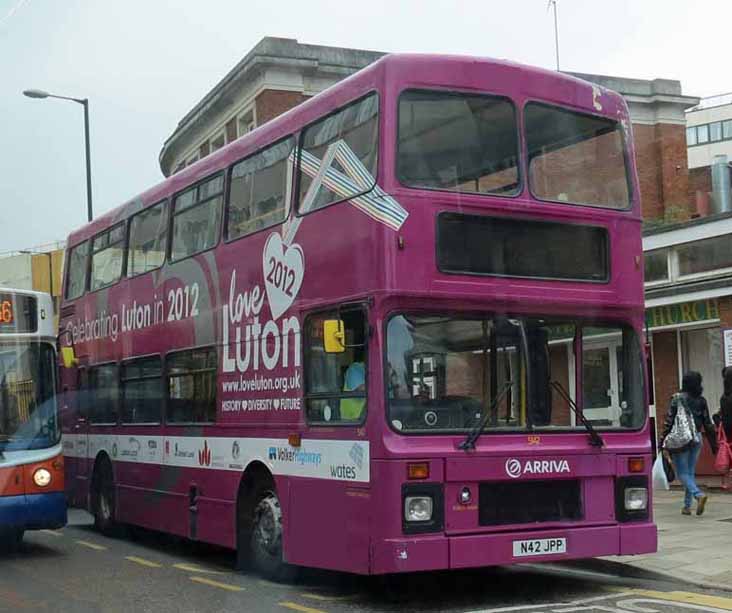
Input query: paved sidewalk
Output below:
<box><xmin>608</xmin><ymin>489</ymin><xmax>732</xmax><ymax>588</ymax></box>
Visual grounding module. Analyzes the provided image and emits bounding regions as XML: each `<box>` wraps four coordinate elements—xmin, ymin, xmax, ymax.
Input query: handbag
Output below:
<box><xmin>664</xmin><ymin>394</ymin><xmax>698</xmax><ymax>451</ymax></box>
<box><xmin>662</xmin><ymin>452</ymin><xmax>676</xmax><ymax>482</ymax></box>
<box><xmin>715</xmin><ymin>425</ymin><xmax>732</xmax><ymax>474</ymax></box>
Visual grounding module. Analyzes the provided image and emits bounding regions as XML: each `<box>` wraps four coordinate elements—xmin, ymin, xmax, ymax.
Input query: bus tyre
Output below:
<box><xmin>93</xmin><ymin>463</ymin><xmax>118</xmax><ymax>536</ymax></box>
<box><xmin>0</xmin><ymin>529</ymin><xmax>23</xmax><ymax>552</ymax></box>
<box><xmin>250</xmin><ymin>491</ymin><xmax>297</xmax><ymax>583</ymax></box>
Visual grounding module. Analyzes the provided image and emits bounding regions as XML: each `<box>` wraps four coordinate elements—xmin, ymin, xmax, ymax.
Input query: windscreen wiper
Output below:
<box><xmin>550</xmin><ymin>381</ymin><xmax>604</xmax><ymax>448</ymax></box>
<box><xmin>459</xmin><ymin>382</ymin><xmax>513</xmax><ymax>451</ymax></box>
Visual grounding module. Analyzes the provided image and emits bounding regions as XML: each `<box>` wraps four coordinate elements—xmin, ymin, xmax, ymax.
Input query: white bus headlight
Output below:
<box><xmin>624</xmin><ymin>487</ymin><xmax>648</xmax><ymax>511</ymax></box>
<box><xmin>405</xmin><ymin>496</ymin><xmax>433</xmax><ymax>522</ymax></box>
<box><xmin>33</xmin><ymin>468</ymin><xmax>52</xmax><ymax>488</ymax></box>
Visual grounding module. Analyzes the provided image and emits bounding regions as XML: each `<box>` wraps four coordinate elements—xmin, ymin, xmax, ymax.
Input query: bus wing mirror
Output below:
<box><xmin>323</xmin><ymin>320</ymin><xmax>346</xmax><ymax>353</ymax></box>
<box><xmin>61</xmin><ymin>346</ymin><xmax>78</xmax><ymax>368</ymax></box>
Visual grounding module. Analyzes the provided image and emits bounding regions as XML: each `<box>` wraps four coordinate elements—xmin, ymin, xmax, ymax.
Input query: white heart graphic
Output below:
<box><xmin>273</xmin><ymin>399</ymin><xmax>280</xmax><ymax>410</ymax></box>
<box><xmin>263</xmin><ymin>232</ymin><xmax>304</xmax><ymax>320</ymax></box>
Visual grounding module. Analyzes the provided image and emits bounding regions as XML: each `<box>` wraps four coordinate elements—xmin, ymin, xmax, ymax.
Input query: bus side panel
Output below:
<box><xmin>286</xmin><ymin>477</ymin><xmax>370</xmax><ymax>574</ymax></box>
<box><xmin>195</xmin><ymin>469</ymin><xmax>239</xmax><ymax>549</ymax></box>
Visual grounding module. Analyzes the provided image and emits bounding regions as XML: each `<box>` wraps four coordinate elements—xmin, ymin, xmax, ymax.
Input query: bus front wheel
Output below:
<box><xmin>250</xmin><ymin>490</ymin><xmax>297</xmax><ymax>583</ymax></box>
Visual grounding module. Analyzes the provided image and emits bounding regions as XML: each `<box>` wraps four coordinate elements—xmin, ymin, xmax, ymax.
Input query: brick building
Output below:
<box><xmin>162</xmin><ymin>37</ymin><xmax>732</xmax><ymax>471</ymax></box>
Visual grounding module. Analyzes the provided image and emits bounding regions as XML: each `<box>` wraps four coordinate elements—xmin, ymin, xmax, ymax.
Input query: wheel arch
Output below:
<box><xmin>234</xmin><ymin>461</ymin><xmax>278</xmax><ymax>563</ymax></box>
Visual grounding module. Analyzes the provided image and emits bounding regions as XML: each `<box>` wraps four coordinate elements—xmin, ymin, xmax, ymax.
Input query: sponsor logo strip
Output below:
<box><xmin>62</xmin><ymin>433</ymin><xmax>369</xmax><ymax>483</ymax></box>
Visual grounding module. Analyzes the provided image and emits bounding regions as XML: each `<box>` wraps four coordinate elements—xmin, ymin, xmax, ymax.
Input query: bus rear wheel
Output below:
<box><xmin>92</xmin><ymin>461</ymin><xmax>118</xmax><ymax>536</ymax></box>
<box><xmin>250</xmin><ymin>490</ymin><xmax>297</xmax><ymax>583</ymax></box>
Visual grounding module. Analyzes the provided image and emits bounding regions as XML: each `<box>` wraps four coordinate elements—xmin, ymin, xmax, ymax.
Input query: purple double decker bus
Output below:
<box><xmin>60</xmin><ymin>54</ymin><xmax>656</xmax><ymax>579</ymax></box>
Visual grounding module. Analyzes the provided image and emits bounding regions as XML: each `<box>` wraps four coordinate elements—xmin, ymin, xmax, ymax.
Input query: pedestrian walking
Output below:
<box><xmin>714</xmin><ymin>366</ymin><xmax>732</xmax><ymax>489</ymax></box>
<box><xmin>660</xmin><ymin>371</ymin><xmax>719</xmax><ymax>516</ymax></box>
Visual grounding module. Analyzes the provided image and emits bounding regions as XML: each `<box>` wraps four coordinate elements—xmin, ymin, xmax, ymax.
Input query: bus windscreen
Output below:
<box><xmin>386</xmin><ymin>315</ymin><xmax>645</xmax><ymax>434</ymax></box>
<box><xmin>0</xmin><ymin>342</ymin><xmax>59</xmax><ymax>451</ymax></box>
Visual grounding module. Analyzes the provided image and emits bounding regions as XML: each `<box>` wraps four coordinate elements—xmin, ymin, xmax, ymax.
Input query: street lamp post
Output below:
<box><xmin>23</xmin><ymin>89</ymin><xmax>93</xmax><ymax>222</ymax></box>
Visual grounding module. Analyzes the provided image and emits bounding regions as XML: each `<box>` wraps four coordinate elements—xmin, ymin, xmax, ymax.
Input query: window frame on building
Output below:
<box><xmin>675</xmin><ymin>234</ymin><xmax>732</xmax><ymax>281</ymax></box>
<box><xmin>710</xmin><ymin>121</ymin><xmax>723</xmax><ymax>142</ymax></box>
<box><xmin>696</xmin><ymin>124</ymin><xmax>710</xmax><ymax>144</ymax></box>
<box><xmin>643</xmin><ymin>248</ymin><xmax>671</xmax><ymax>286</ymax></box>
<box><xmin>687</xmin><ymin>119</ymin><xmax>732</xmax><ymax>147</ymax></box>
<box><xmin>209</xmin><ymin>131</ymin><xmax>226</xmax><ymax>154</ymax></box>
<box><xmin>237</xmin><ymin>108</ymin><xmax>256</xmax><ymax>139</ymax></box>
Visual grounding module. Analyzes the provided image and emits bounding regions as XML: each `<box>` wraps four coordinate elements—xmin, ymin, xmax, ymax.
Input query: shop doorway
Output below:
<box><xmin>680</xmin><ymin>326</ymin><xmax>723</xmax><ymax>474</ymax></box>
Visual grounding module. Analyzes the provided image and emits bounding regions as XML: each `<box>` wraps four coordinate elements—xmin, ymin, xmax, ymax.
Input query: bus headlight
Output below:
<box><xmin>624</xmin><ymin>487</ymin><xmax>648</xmax><ymax>511</ymax></box>
<box><xmin>33</xmin><ymin>468</ymin><xmax>52</xmax><ymax>488</ymax></box>
<box><xmin>405</xmin><ymin>496</ymin><xmax>433</xmax><ymax>522</ymax></box>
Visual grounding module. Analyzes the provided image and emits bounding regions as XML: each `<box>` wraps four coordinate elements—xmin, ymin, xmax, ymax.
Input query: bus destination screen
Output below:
<box><xmin>0</xmin><ymin>294</ymin><xmax>38</xmax><ymax>333</ymax></box>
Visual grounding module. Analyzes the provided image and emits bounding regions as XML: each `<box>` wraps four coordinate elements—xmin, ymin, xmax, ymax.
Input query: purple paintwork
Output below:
<box><xmin>60</xmin><ymin>53</ymin><xmax>654</xmax><ymax>576</ymax></box>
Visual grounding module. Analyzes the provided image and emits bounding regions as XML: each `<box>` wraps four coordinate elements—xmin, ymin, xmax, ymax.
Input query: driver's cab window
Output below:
<box><xmin>305</xmin><ymin>308</ymin><xmax>367</xmax><ymax>424</ymax></box>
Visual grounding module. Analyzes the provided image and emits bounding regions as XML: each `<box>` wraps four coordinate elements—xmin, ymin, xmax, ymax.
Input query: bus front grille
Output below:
<box><xmin>478</xmin><ymin>480</ymin><xmax>583</xmax><ymax>526</ymax></box>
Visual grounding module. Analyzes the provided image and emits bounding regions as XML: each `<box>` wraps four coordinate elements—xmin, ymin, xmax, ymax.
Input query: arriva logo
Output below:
<box><xmin>505</xmin><ymin>458</ymin><xmax>570</xmax><ymax>478</ymax></box>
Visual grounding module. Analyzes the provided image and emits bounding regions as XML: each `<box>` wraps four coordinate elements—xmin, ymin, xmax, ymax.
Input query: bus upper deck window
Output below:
<box><xmin>397</xmin><ymin>89</ymin><xmax>519</xmax><ymax>196</ymax></box>
<box><xmin>525</xmin><ymin>102</ymin><xmax>631</xmax><ymax>210</ymax></box>
<box><xmin>65</xmin><ymin>241</ymin><xmax>89</xmax><ymax>300</ymax></box>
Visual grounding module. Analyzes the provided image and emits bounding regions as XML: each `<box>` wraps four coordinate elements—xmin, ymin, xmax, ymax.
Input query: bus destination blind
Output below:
<box><xmin>0</xmin><ymin>294</ymin><xmax>37</xmax><ymax>333</ymax></box>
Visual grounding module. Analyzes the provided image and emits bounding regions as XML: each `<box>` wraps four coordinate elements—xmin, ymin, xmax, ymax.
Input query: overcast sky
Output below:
<box><xmin>1</xmin><ymin>0</ymin><xmax>730</xmax><ymax>253</ymax></box>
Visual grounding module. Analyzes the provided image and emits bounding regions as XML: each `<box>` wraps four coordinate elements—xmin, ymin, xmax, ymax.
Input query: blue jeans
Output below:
<box><xmin>672</xmin><ymin>442</ymin><xmax>703</xmax><ymax>508</ymax></box>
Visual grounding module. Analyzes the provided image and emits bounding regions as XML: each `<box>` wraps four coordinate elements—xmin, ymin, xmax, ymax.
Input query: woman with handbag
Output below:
<box><xmin>660</xmin><ymin>371</ymin><xmax>719</xmax><ymax>516</ymax></box>
<box><xmin>714</xmin><ymin>367</ymin><xmax>732</xmax><ymax>489</ymax></box>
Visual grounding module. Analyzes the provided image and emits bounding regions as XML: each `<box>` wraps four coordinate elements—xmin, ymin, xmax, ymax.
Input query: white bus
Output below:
<box><xmin>0</xmin><ymin>288</ymin><xmax>65</xmax><ymax>548</ymax></box>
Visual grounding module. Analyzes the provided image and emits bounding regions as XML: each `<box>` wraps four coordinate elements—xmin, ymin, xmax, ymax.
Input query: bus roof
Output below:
<box><xmin>0</xmin><ymin>287</ymin><xmax>52</xmax><ymax>300</ymax></box>
<box><xmin>66</xmin><ymin>53</ymin><xmax>629</xmax><ymax>247</ymax></box>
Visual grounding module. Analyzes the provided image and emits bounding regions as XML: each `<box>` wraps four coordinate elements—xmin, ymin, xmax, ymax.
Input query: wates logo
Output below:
<box><xmin>268</xmin><ymin>446</ymin><xmax>277</xmax><ymax>461</ymax></box>
<box><xmin>330</xmin><ymin>465</ymin><xmax>357</xmax><ymax>480</ymax></box>
<box><xmin>232</xmin><ymin>441</ymin><xmax>240</xmax><ymax>461</ymax></box>
<box><xmin>505</xmin><ymin>458</ymin><xmax>571</xmax><ymax>479</ymax></box>
<box><xmin>198</xmin><ymin>441</ymin><xmax>212</xmax><ymax>467</ymax></box>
